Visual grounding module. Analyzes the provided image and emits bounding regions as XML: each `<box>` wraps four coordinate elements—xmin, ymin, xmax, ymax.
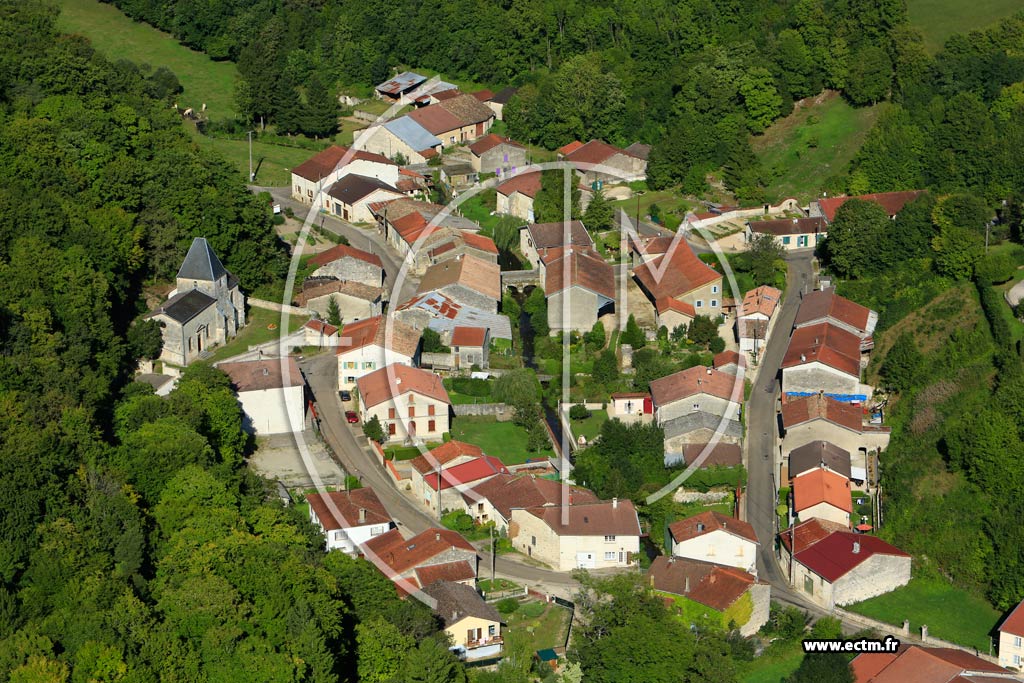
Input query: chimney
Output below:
<box><xmin>612</xmin><ymin>498</ymin><xmax>618</xmax><ymax>509</ymax></box>
<box><xmin>706</xmin><ymin>367</ymin><xmax>712</xmax><ymax>375</ymax></box>
<box><xmin>800</xmin><ymin>353</ymin><xmax>806</xmax><ymax>362</ymax></box>
<box><xmin>696</xmin><ymin>523</ymin><xmax>705</xmax><ymax>533</ymax></box>
<box><xmin>435</xmin><ymin>532</ymin><xmax>441</xmax><ymax>541</ymax></box>
<box><xmin>684</xmin><ymin>576</ymin><xmax>690</xmax><ymax>593</ymax></box>
<box><xmin>358</xmin><ymin>508</ymin><xmax>366</xmax><ymax>523</ymax></box>
<box><xmin>262</xmin><ymin>367</ymin><xmax>269</xmax><ymax>376</ymax></box>
<box><xmin>852</xmin><ymin>541</ymin><xmax>860</xmax><ymax>554</ymax></box>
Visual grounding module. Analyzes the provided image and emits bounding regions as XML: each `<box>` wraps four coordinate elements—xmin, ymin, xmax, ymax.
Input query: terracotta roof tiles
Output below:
<box><xmin>668</xmin><ymin>510</ymin><xmax>758</xmax><ymax>545</ymax></box>
<box><xmin>817</xmin><ymin>190</ymin><xmax>925</xmax><ymax>223</ymax></box>
<box><xmin>217</xmin><ymin>358</ymin><xmax>303</xmax><ymax>392</ymax></box>
<box><xmin>792</xmin><ymin>467</ymin><xmax>853</xmax><ymax>514</ymax></box>
<box><xmin>306</xmin><ymin>488</ymin><xmax>391</xmax><ymax>531</ymax></box>
<box><xmin>497</xmin><ymin>171</ymin><xmax>542</xmax><ymax>198</ymax></box>
<box><xmin>519</xmin><ymin>500</ymin><xmax>641</xmax><ymax>537</ymax></box>
<box><xmin>356</xmin><ymin>364</ymin><xmax>450</xmax><ymax>409</ymax></box>
<box><xmin>782</xmin><ymin>322</ymin><xmax>862</xmax><ymax>377</ymax></box>
<box><xmin>649</xmin><ymin>366</ymin><xmax>742</xmax><ymax>408</ymax></box>
<box><xmin>633</xmin><ymin>240</ymin><xmax>722</xmax><ymax>301</ymax></box>
<box><xmin>334</xmin><ymin>315</ymin><xmax>420</xmax><ymax>358</ymax></box>
<box><xmin>417</xmin><ymin>254</ymin><xmax>501</xmax><ymax>302</ymax></box>
<box><xmin>451</xmin><ymin>326</ymin><xmax>487</xmax><ymax>347</ymax></box>
<box><xmin>648</xmin><ymin>556</ymin><xmax>759</xmax><ymax>611</ymax></box>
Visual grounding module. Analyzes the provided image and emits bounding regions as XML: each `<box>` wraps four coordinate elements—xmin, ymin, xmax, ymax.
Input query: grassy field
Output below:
<box><xmin>504</xmin><ymin>601</ymin><xmax>571</xmax><ymax>653</ymax></box>
<box><xmin>846</xmin><ymin>578</ymin><xmax>1002</xmax><ymax>651</ymax></box>
<box><xmin>753</xmin><ymin>92</ymin><xmax>885</xmax><ymax>204</ymax></box>
<box><xmin>204</xmin><ymin>306</ymin><xmax>306</xmax><ymax>363</ymax></box>
<box><xmin>566</xmin><ymin>410</ymin><xmax>607</xmax><ymax>442</ymax></box>
<box><xmin>611</xmin><ymin>190</ymin><xmax>690</xmax><ymax>225</ymax></box>
<box><xmin>450</xmin><ymin>416</ymin><xmax>554</xmax><ymax>465</ymax></box>
<box><xmin>55</xmin><ymin>0</ymin><xmax>238</xmax><ymax>119</ymax></box>
<box><xmin>739</xmin><ymin>641</ymin><xmax>804</xmax><ymax>683</ymax></box>
<box><xmin>907</xmin><ymin>0</ymin><xmax>1022</xmax><ymax>53</ymax></box>
<box><xmin>189</xmin><ymin>130</ymin><xmax>323</xmax><ymax>187</ymax></box>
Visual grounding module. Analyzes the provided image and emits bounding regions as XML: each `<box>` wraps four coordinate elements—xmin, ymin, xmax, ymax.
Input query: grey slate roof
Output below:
<box><xmin>153</xmin><ymin>288</ymin><xmax>217</xmax><ymax>324</ymax></box>
<box><xmin>788</xmin><ymin>440</ymin><xmax>852</xmax><ymax>479</ymax></box>
<box><xmin>326</xmin><ymin>174</ymin><xmax>400</xmax><ymax>204</ymax></box>
<box><xmin>422</xmin><ymin>580</ymin><xmax>502</xmax><ymax>626</ymax></box>
<box><xmin>384</xmin><ymin>117</ymin><xmax>442</xmax><ymax>152</ymax></box>
<box><xmin>177</xmin><ymin>238</ymin><xmax>227</xmax><ymax>282</ymax></box>
<box><xmin>662</xmin><ymin>411</ymin><xmax>743</xmax><ymax>441</ymax></box>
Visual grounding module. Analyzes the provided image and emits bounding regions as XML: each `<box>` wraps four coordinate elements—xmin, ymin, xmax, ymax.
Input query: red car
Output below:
<box><xmin>345</xmin><ymin>411</ymin><xmax>359</xmax><ymax>424</ymax></box>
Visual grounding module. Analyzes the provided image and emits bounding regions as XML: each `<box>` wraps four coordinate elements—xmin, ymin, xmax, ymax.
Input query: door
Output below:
<box><xmin>576</xmin><ymin>552</ymin><xmax>596</xmax><ymax>569</ymax></box>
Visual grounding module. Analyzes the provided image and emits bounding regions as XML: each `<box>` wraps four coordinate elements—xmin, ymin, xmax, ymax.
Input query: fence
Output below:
<box><xmin>830</xmin><ymin>606</ymin><xmax>998</xmax><ymax>663</ymax></box>
<box><xmin>482</xmin><ymin>586</ymin><xmax>528</xmax><ymax>602</ymax></box>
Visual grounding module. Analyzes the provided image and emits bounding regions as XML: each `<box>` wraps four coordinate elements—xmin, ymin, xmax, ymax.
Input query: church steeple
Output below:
<box><xmin>176</xmin><ymin>237</ymin><xmax>227</xmax><ymax>282</ymax></box>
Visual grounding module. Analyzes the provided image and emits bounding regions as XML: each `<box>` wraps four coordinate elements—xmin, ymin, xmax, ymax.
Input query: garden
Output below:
<box><xmin>450</xmin><ymin>416</ymin><xmax>553</xmax><ymax>465</ymax></box>
<box><xmin>497</xmin><ymin>598</ymin><xmax>573</xmax><ymax>655</ymax></box>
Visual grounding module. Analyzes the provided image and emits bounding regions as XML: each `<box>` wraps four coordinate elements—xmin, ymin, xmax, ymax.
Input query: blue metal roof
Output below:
<box><xmin>384</xmin><ymin>117</ymin><xmax>441</xmax><ymax>152</ymax></box>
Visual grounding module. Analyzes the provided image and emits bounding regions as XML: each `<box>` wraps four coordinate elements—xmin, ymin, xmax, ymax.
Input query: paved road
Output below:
<box><xmin>298</xmin><ymin>351</ymin><xmax>580</xmax><ymax>589</ymax></box>
<box><xmin>252</xmin><ymin>185</ymin><xmax>419</xmax><ymax>304</ymax></box>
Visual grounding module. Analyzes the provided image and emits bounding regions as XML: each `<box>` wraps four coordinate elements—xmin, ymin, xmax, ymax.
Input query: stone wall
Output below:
<box><xmin>452</xmin><ymin>403</ymin><xmax>512</xmax><ymax>420</ymax></box>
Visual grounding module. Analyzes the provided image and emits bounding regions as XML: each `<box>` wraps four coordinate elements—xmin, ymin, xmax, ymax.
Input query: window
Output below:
<box><xmin>295</xmin><ymin>185</ymin><xmax>300</xmax><ymax>194</ymax></box>
<box><xmin>1016</xmin><ymin>637</ymin><xmax>1022</xmax><ymax>648</ymax></box>
<box><xmin>345</xmin><ymin>361</ymin><xmax>356</xmax><ymax>369</ymax></box>
<box><xmin>363</xmin><ymin>361</ymin><xmax>374</xmax><ymax>369</ymax></box>
<box><xmin>712</xmin><ymin>285</ymin><xmax>719</xmax><ymax>294</ymax></box>
<box><xmin>408</xmin><ymin>406</ymin><xmax>415</xmax><ymax>418</ymax></box>
<box><xmin>345</xmin><ymin>376</ymin><xmax>356</xmax><ymax>383</ymax></box>
<box><xmin>388</xmin><ymin>408</ymin><xmax>396</xmax><ymax>419</ymax></box>
<box><xmin>388</xmin><ymin>423</ymin><xmax>396</xmax><ymax>435</ymax></box>
<box><xmin>428</xmin><ymin>419</ymin><xmax>436</xmax><ymax>432</ymax></box>
<box><xmin>531</xmin><ymin>536</ymin><xmax>536</xmax><ymax>546</ymax></box>
<box><xmin>604</xmin><ymin>535</ymin><xmax>616</xmax><ymax>542</ymax></box>
<box><xmin>371</xmin><ymin>526</ymin><xmax>383</xmax><ymax>536</ymax></box>
<box><xmin>604</xmin><ymin>551</ymin><xmax>617</xmax><ymax>561</ymax></box>
<box><xmin>707</xmin><ymin>544</ymin><xmax>715</xmax><ymax>556</ymax></box>
<box><xmin>782</xmin><ymin>236</ymin><xmax>791</xmax><ymax>245</ymax></box>
<box><xmin>711</xmin><ymin>299</ymin><xmax>718</xmax><ymax>307</ymax></box>
<box><xmin>695</xmin><ymin>300</ymin><xmax>703</xmax><ymax>308</ymax></box>
<box><xmin>804</xmin><ymin>575</ymin><xmax>814</xmax><ymax>595</ymax></box>
<box><xmin>488</xmin><ymin>625</ymin><xmax>497</xmax><ymax>636</ymax></box>
<box><xmin>428</xmin><ymin>404</ymin><xmax>435</xmax><ymax>416</ymax></box>
<box><xmin>307</xmin><ymin>189</ymin><xmax>313</xmax><ymax>198</ymax></box>
<box><xmin>1016</xmin><ymin>655</ymin><xmax>1022</xmax><ymax>667</ymax></box>
<box><xmin>408</xmin><ymin>394</ymin><xmax>415</xmax><ymax>404</ymax></box>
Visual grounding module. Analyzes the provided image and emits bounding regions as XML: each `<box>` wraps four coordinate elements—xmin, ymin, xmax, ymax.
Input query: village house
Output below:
<box><xmin>670</xmin><ymin>442</ymin><xmax>744</xmax><ymax>470</ymax></box>
<box><xmin>422</xmin><ymin>581</ymin><xmax>504</xmax><ymax>661</ymax></box>
<box><xmin>217</xmin><ymin>358</ymin><xmax>305</xmax><ymax>435</ymax></box>
<box><xmin>357</xmin><ymin>117</ymin><xmax>442</xmax><ymax>164</ymax></box>
<box><xmin>335</xmin><ymin>315</ymin><xmax>421</xmax><ymax>390</ymax></box>
<box><xmin>440</xmin><ymin>159</ymin><xmax>478</xmax><ymax>191</ymax></box>
<box><xmin>306</xmin><ymin>487</ymin><xmax>394</xmax><ymax>554</ymax></box>
<box><xmin>468</xmin><ymin>134</ymin><xmax>527</xmax><ymax>175</ymax></box>
<box><xmin>809</xmin><ymin>190</ymin><xmax>926</xmax><ymax>223</ymax></box>
<box><xmin>395</xmin><ymin>290</ymin><xmax>513</xmax><ymax>343</ymax></box>
<box><xmin>558</xmin><ymin>139</ymin><xmax>647</xmax><ymax>186</ymax></box>
<box><xmin>295</xmin><ymin>279</ymin><xmax>384</xmax><ymax>322</ymax></box>
<box><xmin>650</xmin><ymin>366</ymin><xmax>743</xmax><ymax>424</ymax></box>
<box><xmin>148</xmin><ymin>238</ymin><xmax>246</xmax><ymax>366</ymax></box>
<box><xmin>324</xmin><ymin>174</ymin><xmax>404</xmax><ymax>223</ymax></box>
<box><xmin>485</xmin><ymin>87</ymin><xmax>517</xmax><ymax>120</ymax></box>
<box><xmin>608</xmin><ymin>392</ymin><xmax>653</xmax><ymax>423</ymax></box>
<box><xmin>662</xmin><ymin>412</ymin><xmax>744</xmax><ymax>465</ymax></box>
<box><xmin>781</xmin><ymin>322</ymin><xmax>869</xmax><ymax>399</ymax></box>
<box><xmin>496</xmin><ymin>171</ymin><xmax>542</xmax><ymax>222</ymax></box>
<box><xmin>713</xmin><ymin>350</ymin><xmax>744</xmax><ymax>376</ymax></box>
<box><xmin>374</xmin><ymin>71</ymin><xmax>428</xmax><ymax>102</ymax></box>
<box><xmin>853</xmin><ymin>645</ymin><xmax>1021</xmax><ymax>683</ymax></box>
<box><xmin>541</xmin><ymin>247</ymin><xmax>616</xmax><ymax>333</ymax></box>
<box><xmin>362</xmin><ymin>526</ymin><xmax>478</xmax><ymax>593</ymax></box>
<box><xmin>369</xmin><ymin>198</ymin><xmax>486</xmax><ymax>269</ymax></box>
<box><xmin>745</xmin><ymin>216</ymin><xmax>828</xmax><ymax>251</ymax></box>
<box><xmin>787</xmin><ymin>440</ymin><xmax>853</xmax><ymax>481</ymax></box>
<box><xmin>407</xmin><ymin>440</ymin><xmax>508</xmax><ymax>515</ymax></box>
<box><xmin>290</xmin><ymin>145</ymin><xmax>398</xmax><ymax>204</ymax></box>
<box><xmin>462</xmin><ymin>473</ymin><xmax>599</xmax><ymax>533</ymax></box>
<box><xmin>411</xmin><ymin>80</ymin><xmax>458</xmax><ymax>105</ymax></box>
<box><xmin>356</xmin><ymin>364</ymin><xmax>452</xmax><ymax>443</ymax></box>
<box><xmin>416</xmin><ymin>254</ymin><xmax>502</xmax><ymax>314</ymax></box>
<box><xmin>779</xmin><ymin>518</ymin><xmax>911</xmax><ymax>609</ymax></box>
<box><xmin>737</xmin><ymin>285</ymin><xmax>782</xmax><ymax>353</ymax></box>
<box><xmin>668</xmin><ymin>511</ymin><xmax>758</xmax><ymax>575</ymax></box>
<box><xmin>794</xmin><ymin>287</ymin><xmax>878</xmax><ymax>352</ymax></box>
<box><xmin>519</xmin><ymin>220</ymin><xmax>594</xmax><ymax>269</ymax></box>
<box><xmin>629</xmin><ymin>235</ymin><xmax>674</xmax><ymax>269</ymax></box>
<box><xmin>781</xmin><ymin>393</ymin><xmax>891</xmax><ymax>469</ymax></box>
<box><xmin>633</xmin><ymin>239</ymin><xmax>724</xmax><ymax>322</ymax></box>
<box><xmin>302</xmin><ymin>319</ymin><xmax>339</xmax><ymax>347</ymax></box>
<box><xmin>426</xmin><ymin>231</ymin><xmax>499</xmax><ymax>270</ymax></box>
<box><xmin>448</xmin><ymin>326</ymin><xmax>490</xmax><ymax>369</ymax></box>
<box><xmin>648</xmin><ymin>556</ymin><xmax>770</xmax><ymax>637</ymax></box>
<box><xmin>407</xmin><ymin>93</ymin><xmax>495</xmax><ymax>148</ymax></box>
<box><xmin>656</xmin><ymin>298</ymin><xmax>698</xmax><ymax>333</ymax></box>
<box><xmin>791</xmin><ymin>466</ymin><xmax>853</xmax><ymax>527</ymax></box>
<box><xmin>999</xmin><ymin>599</ymin><xmax>1024</xmax><ymax>670</ymax></box>
<box><xmin>307</xmin><ymin>243</ymin><xmax>384</xmax><ymax>287</ymax></box>
<box><xmin>509</xmin><ymin>498</ymin><xmax>641</xmax><ymax>571</ymax></box>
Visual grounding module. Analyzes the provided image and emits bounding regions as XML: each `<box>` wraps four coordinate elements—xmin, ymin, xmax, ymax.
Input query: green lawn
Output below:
<box><xmin>478</xmin><ymin>578</ymin><xmax>519</xmax><ymax>594</ymax></box>
<box><xmin>504</xmin><ymin>601</ymin><xmax>571</xmax><ymax>653</ymax></box>
<box><xmin>611</xmin><ymin>190</ymin><xmax>690</xmax><ymax>226</ymax></box>
<box><xmin>55</xmin><ymin>0</ymin><xmax>239</xmax><ymax>120</ymax></box>
<box><xmin>450</xmin><ymin>416</ymin><xmax>554</xmax><ymax>465</ymax></box>
<box><xmin>739</xmin><ymin>641</ymin><xmax>804</xmax><ymax>683</ymax></box>
<box><xmin>204</xmin><ymin>306</ymin><xmax>306</xmax><ymax>363</ymax></box>
<box><xmin>907</xmin><ymin>0</ymin><xmax>1022</xmax><ymax>53</ymax></box>
<box><xmin>846</xmin><ymin>578</ymin><xmax>1002</xmax><ymax>651</ymax></box>
<box><xmin>190</xmin><ymin>129</ymin><xmax>324</xmax><ymax>187</ymax></box>
<box><xmin>753</xmin><ymin>92</ymin><xmax>885</xmax><ymax>204</ymax></box>
<box><xmin>567</xmin><ymin>410</ymin><xmax>607</xmax><ymax>442</ymax></box>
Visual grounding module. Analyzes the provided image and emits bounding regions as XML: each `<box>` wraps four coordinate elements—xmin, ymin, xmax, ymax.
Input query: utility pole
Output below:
<box><xmin>248</xmin><ymin>130</ymin><xmax>254</xmax><ymax>182</ymax></box>
<box><xmin>490</xmin><ymin>523</ymin><xmax>496</xmax><ymax>582</ymax></box>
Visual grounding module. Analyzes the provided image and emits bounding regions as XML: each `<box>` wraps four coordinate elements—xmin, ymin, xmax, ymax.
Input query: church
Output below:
<box><xmin>148</xmin><ymin>238</ymin><xmax>246</xmax><ymax>366</ymax></box>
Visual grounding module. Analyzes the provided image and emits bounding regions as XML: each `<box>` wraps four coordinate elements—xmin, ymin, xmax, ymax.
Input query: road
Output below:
<box><xmin>298</xmin><ymin>351</ymin><xmax>580</xmax><ymax>590</ymax></box>
<box><xmin>252</xmin><ymin>185</ymin><xmax>418</xmax><ymax>304</ymax></box>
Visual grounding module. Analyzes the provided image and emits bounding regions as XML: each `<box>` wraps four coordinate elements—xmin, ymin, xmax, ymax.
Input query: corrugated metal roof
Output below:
<box><xmin>384</xmin><ymin>117</ymin><xmax>442</xmax><ymax>152</ymax></box>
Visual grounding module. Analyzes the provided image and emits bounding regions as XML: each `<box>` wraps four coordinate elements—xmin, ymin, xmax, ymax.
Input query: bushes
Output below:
<box><xmin>450</xmin><ymin>377</ymin><xmax>491</xmax><ymax>397</ymax></box>
<box><xmin>496</xmin><ymin>598</ymin><xmax>520</xmax><ymax>615</ymax></box>
<box><xmin>976</xmin><ymin>277</ymin><xmax>1012</xmax><ymax>351</ymax></box>
<box><xmin>569</xmin><ymin>404</ymin><xmax>591</xmax><ymax>420</ymax></box>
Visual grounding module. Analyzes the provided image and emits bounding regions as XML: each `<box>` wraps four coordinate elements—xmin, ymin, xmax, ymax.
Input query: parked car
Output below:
<box><xmin>339</xmin><ymin>390</ymin><xmax>352</xmax><ymax>402</ymax></box>
<box><xmin>345</xmin><ymin>411</ymin><xmax>359</xmax><ymax>423</ymax></box>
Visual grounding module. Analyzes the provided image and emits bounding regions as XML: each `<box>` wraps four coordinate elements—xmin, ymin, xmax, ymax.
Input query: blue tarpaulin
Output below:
<box><xmin>784</xmin><ymin>391</ymin><xmax>868</xmax><ymax>402</ymax></box>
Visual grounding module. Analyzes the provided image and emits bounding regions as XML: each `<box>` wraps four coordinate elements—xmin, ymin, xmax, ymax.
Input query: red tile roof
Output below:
<box><xmin>463</xmin><ymin>474</ymin><xmax>599</xmax><ymax>520</ymax></box>
<box><xmin>422</xmin><ymin>455</ymin><xmax>510</xmax><ymax>490</ymax></box>
<box><xmin>471</xmin><ymin>89</ymin><xmax>494</xmax><ymax>101</ymax></box>
<box><xmin>414</xmin><ymin>560</ymin><xmax>476</xmax><ymax>586</ymax></box>
<box><xmin>362</xmin><ymin>527</ymin><xmax>475</xmax><ymax>576</ymax></box>
<box><xmin>308</xmin><ymin>243</ymin><xmax>383</xmax><ymax>269</ymax></box>
<box><xmin>451</xmin><ymin>326</ymin><xmax>487</xmax><ymax>347</ymax></box>
<box><xmin>668</xmin><ymin>510</ymin><xmax>758</xmax><ymax>545</ymax></box>
<box><xmin>335</xmin><ymin>315</ymin><xmax>421</xmax><ymax>359</ymax></box>
<box><xmin>437</xmin><ymin>93</ymin><xmax>495</xmax><ymax>126</ymax></box>
<box><xmin>217</xmin><ymin>358</ymin><xmax>303</xmax><ymax>392</ymax></box>
<box><xmin>520</xmin><ymin>499</ymin><xmax>641</xmax><ymax>537</ymax></box>
<box><xmin>853</xmin><ymin>645</ymin><xmax>1008</xmax><ymax>683</ymax></box>
<box><xmin>792</xmin><ymin>467</ymin><xmax>853</xmax><ymax>514</ymax></box>
<box><xmin>497</xmin><ymin>171</ymin><xmax>542</xmax><ymax>198</ymax></box>
<box><xmin>469</xmin><ymin>133</ymin><xmax>524</xmax><ymax>156</ymax></box>
<box><xmin>307</xmin><ymin>488</ymin><xmax>390</xmax><ymax>531</ymax></box>
<box><xmin>649</xmin><ymin>366</ymin><xmax>742</xmax><ymax>408</ymax></box>
<box><xmin>459</xmin><ymin>231</ymin><xmax>499</xmax><ymax>254</ymax></box>
<box><xmin>817</xmin><ymin>190</ymin><xmax>925</xmax><ymax>223</ymax></box>
<box><xmin>780</xmin><ymin>519</ymin><xmax>909</xmax><ymax>583</ymax></box>
<box><xmin>1000</xmin><ymin>599</ymin><xmax>1024</xmax><ymax>637</ymax></box>
<box><xmin>294</xmin><ymin>279</ymin><xmax>383</xmax><ymax>307</ymax></box>
<box><xmin>407</xmin><ymin>104</ymin><xmax>465</xmax><ymax>136</ymax></box>
<box><xmin>431</xmin><ymin>88</ymin><xmax>462</xmax><ymax>101</ymax></box>
<box><xmin>631</xmin><ymin>235</ymin><xmax>674</xmax><ymax>258</ymax></box>
<box><xmin>356</xmin><ymin>364</ymin><xmax>450</xmax><ymax>409</ymax></box>
<box><xmin>409</xmin><ymin>440</ymin><xmax>484</xmax><ymax>475</ymax></box>
<box><xmin>795</xmin><ymin>288</ymin><xmax>874</xmax><ymax>336</ymax></box>
<box><xmin>304</xmin><ymin>319</ymin><xmax>338</xmax><ymax>337</ymax></box>
<box><xmin>852</xmin><ymin>653</ymin><xmax>898</xmax><ymax>682</ymax></box>
<box><xmin>527</xmin><ymin>220</ymin><xmax>593</xmax><ymax>250</ymax></box>
<box><xmin>782</xmin><ymin>322</ymin><xmax>862</xmax><ymax>377</ymax></box>
<box><xmin>633</xmin><ymin>240</ymin><xmax>722</xmax><ymax>301</ymax></box>
<box><xmin>558</xmin><ymin>141</ymin><xmax>584</xmax><ymax>156</ymax></box>
<box><xmin>292</xmin><ymin>145</ymin><xmax>394</xmax><ymax>182</ymax></box>
<box><xmin>780</xmin><ymin>393</ymin><xmax>873</xmax><ymax>432</ymax></box>
<box><xmin>543</xmin><ymin>247</ymin><xmax>615</xmax><ymax>299</ymax></box>
<box><xmin>418</xmin><ymin>254</ymin><xmax>501</xmax><ymax>302</ymax></box>
<box><xmin>563</xmin><ymin>139</ymin><xmax>638</xmax><ymax>166</ymax></box>
<box><xmin>656</xmin><ymin>297</ymin><xmax>697</xmax><ymax>319</ymax></box>
<box><xmin>648</xmin><ymin>556</ymin><xmax>759</xmax><ymax>611</ymax></box>
<box><xmin>677</xmin><ymin>443</ymin><xmax>743</xmax><ymax>468</ymax></box>
<box><xmin>713</xmin><ymin>350</ymin><xmax>742</xmax><ymax>369</ymax></box>
<box><xmin>740</xmin><ymin>286</ymin><xmax>782</xmax><ymax>318</ymax></box>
